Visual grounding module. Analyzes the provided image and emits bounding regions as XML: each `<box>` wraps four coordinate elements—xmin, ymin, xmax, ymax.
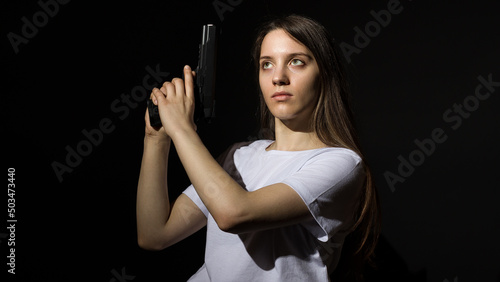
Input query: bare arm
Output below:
<box><xmin>136</xmin><ymin>106</ymin><xmax>206</xmax><ymax>251</ymax></box>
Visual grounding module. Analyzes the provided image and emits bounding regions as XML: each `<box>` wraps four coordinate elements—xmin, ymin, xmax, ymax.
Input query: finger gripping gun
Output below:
<box><xmin>147</xmin><ymin>24</ymin><xmax>217</xmax><ymax>127</ymax></box>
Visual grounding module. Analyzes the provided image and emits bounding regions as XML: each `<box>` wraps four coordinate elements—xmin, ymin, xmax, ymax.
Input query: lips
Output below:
<box><xmin>272</xmin><ymin>91</ymin><xmax>293</xmax><ymax>101</ymax></box>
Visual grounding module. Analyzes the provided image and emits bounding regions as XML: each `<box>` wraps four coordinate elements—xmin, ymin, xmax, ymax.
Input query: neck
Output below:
<box><xmin>267</xmin><ymin>117</ymin><xmax>327</xmax><ymax>151</ymax></box>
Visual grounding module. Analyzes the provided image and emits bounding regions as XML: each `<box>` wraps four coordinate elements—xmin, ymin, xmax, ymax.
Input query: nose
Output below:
<box><xmin>272</xmin><ymin>65</ymin><xmax>290</xmax><ymax>86</ymax></box>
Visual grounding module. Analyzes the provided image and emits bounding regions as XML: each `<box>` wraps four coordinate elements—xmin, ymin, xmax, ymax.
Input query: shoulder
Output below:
<box><xmin>299</xmin><ymin>147</ymin><xmax>365</xmax><ymax>182</ymax></box>
<box><xmin>215</xmin><ymin>140</ymin><xmax>271</xmax><ymax>165</ymax></box>
<box><xmin>237</xmin><ymin>140</ymin><xmax>273</xmax><ymax>152</ymax></box>
<box><xmin>270</xmin><ymin>145</ymin><xmax>362</xmax><ymax>168</ymax></box>
<box><xmin>311</xmin><ymin>147</ymin><xmax>362</xmax><ymax>166</ymax></box>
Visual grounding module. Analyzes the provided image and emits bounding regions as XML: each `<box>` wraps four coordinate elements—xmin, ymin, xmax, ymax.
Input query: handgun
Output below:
<box><xmin>147</xmin><ymin>24</ymin><xmax>217</xmax><ymax>127</ymax></box>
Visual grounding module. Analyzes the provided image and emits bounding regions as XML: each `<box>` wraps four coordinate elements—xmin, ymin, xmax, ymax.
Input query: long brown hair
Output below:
<box><xmin>251</xmin><ymin>14</ymin><xmax>381</xmax><ymax>280</ymax></box>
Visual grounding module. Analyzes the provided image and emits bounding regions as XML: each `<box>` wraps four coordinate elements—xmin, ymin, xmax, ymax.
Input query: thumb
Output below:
<box><xmin>152</xmin><ymin>88</ymin><xmax>166</xmax><ymax>105</ymax></box>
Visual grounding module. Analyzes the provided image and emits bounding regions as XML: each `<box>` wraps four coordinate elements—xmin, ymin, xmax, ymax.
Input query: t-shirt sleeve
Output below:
<box><xmin>281</xmin><ymin>150</ymin><xmax>365</xmax><ymax>242</ymax></box>
<box><xmin>182</xmin><ymin>184</ymin><xmax>209</xmax><ymax>218</ymax></box>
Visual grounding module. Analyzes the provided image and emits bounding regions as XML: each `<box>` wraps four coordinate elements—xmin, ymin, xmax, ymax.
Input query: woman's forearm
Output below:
<box><xmin>136</xmin><ymin>136</ymin><xmax>172</xmax><ymax>248</ymax></box>
<box><xmin>169</xmin><ymin>128</ymin><xmax>247</xmax><ymax>231</ymax></box>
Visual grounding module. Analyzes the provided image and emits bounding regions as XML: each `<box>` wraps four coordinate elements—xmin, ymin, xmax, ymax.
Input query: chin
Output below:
<box><xmin>272</xmin><ymin>107</ymin><xmax>315</xmax><ymax>126</ymax></box>
<box><xmin>269</xmin><ymin>108</ymin><xmax>296</xmax><ymax>120</ymax></box>
<box><xmin>272</xmin><ymin>113</ymin><xmax>301</xmax><ymax>125</ymax></box>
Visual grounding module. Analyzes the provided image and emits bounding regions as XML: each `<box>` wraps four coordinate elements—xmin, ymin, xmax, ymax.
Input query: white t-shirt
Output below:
<box><xmin>183</xmin><ymin>140</ymin><xmax>365</xmax><ymax>281</ymax></box>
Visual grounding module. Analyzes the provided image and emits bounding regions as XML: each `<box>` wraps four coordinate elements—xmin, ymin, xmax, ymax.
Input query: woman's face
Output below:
<box><xmin>259</xmin><ymin>29</ymin><xmax>320</xmax><ymax>126</ymax></box>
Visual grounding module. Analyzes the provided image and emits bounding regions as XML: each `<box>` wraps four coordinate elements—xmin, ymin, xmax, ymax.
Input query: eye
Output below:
<box><xmin>262</xmin><ymin>62</ymin><xmax>273</xmax><ymax>69</ymax></box>
<box><xmin>290</xmin><ymin>59</ymin><xmax>304</xmax><ymax>66</ymax></box>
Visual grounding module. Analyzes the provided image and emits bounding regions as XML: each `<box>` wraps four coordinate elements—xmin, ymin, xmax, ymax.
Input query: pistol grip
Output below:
<box><xmin>147</xmin><ymin>99</ymin><xmax>162</xmax><ymax>127</ymax></box>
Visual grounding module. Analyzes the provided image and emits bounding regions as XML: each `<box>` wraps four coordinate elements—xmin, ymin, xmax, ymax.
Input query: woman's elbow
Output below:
<box><xmin>214</xmin><ymin>208</ymin><xmax>249</xmax><ymax>234</ymax></box>
<box><xmin>137</xmin><ymin>234</ymin><xmax>167</xmax><ymax>251</ymax></box>
<box><xmin>216</xmin><ymin>216</ymin><xmax>238</xmax><ymax>233</ymax></box>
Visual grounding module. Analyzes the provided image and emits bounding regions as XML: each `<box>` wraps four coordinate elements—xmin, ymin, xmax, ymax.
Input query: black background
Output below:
<box><xmin>2</xmin><ymin>0</ymin><xmax>500</xmax><ymax>281</ymax></box>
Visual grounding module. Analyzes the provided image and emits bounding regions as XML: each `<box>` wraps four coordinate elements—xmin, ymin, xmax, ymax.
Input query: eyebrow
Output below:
<box><xmin>259</xmin><ymin>52</ymin><xmax>313</xmax><ymax>61</ymax></box>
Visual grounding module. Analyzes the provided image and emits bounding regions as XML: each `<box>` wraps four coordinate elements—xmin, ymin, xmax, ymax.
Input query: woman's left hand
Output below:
<box><xmin>151</xmin><ymin>65</ymin><xmax>197</xmax><ymax>137</ymax></box>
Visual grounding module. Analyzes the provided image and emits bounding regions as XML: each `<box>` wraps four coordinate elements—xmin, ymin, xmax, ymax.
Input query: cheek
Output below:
<box><xmin>297</xmin><ymin>75</ymin><xmax>320</xmax><ymax>101</ymax></box>
<box><xmin>259</xmin><ymin>75</ymin><xmax>271</xmax><ymax>105</ymax></box>
<box><xmin>259</xmin><ymin>72</ymin><xmax>272</xmax><ymax>93</ymax></box>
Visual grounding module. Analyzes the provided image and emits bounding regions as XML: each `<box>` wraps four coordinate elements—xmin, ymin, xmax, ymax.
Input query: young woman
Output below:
<box><xmin>137</xmin><ymin>15</ymin><xmax>381</xmax><ymax>281</ymax></box>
